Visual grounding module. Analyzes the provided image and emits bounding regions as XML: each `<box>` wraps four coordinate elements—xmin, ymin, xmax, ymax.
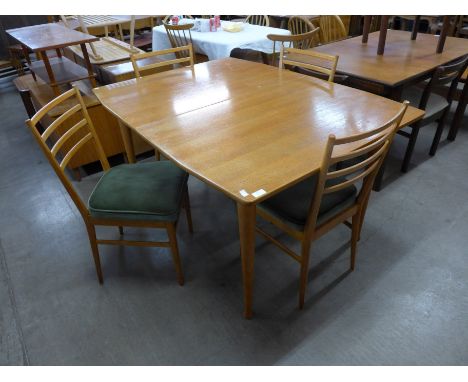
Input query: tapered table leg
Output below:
<box><xmin>411</xmin><ymin>15</ymin><xmax>421</xmax><ymax>40</ymax></box>
<box><xmin>237</xmin><ymin>202</ymin><xmax>256</xmax><ymax>319</ymax></box>
<box><xmin>377</xmin><ymin>16</ymin><xmax>390</xmax><ymax>55</ymax></box>
<box><xmin>80</xmin><ymin>43</ymin><xmax>97</xmax><ymax>87</ymax></box>
<box><xmin>437</xmin><ymin>16</ymin><xmax>451</xmax><ymax>54</ymax></box>
<box><xmin>362</xmin><ymin>16</ymin><xmax>372</xmax><ymax>43</ymax></box>
<box><xmin>118</xmin><ymin>119</ymin><xmax>136</xmax><ymax>163</ymax></box>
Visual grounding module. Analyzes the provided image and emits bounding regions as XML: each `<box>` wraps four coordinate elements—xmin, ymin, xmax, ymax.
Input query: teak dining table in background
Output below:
<box><xmin>312</xmin><ymin>30</ymin><xmax>468</xmax><ymax>100</ymax></box>
<box><xmin>94</xmin><ymin>58</ymin><xmax>424</xmax><ymax>318</ymax></box>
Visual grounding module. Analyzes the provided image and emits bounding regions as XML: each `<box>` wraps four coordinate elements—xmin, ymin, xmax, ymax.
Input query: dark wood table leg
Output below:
<box><xmin>55</xmin><ymin>48</ymin><xmax>62</xmax><ymax>58</ymax></box>
<box><xmin>237</xmin><ymin>202</ymin><xmax>256</xmax><ymax>319</ymax></box>
<box><xmin>21</xmin><ymin>44</ymin><xmax>36</xmax><ymax>80</ymax></box>
<box><xmin>362</xmin><ymin>16</ymin><xmax>372</xmax><ymax>43</ymax></box>
<box><xmin>41</xmin><ymin>50</ymin><xmax>60</xmax><ymax>96</ymax></box>
<box><xmin>377</xmin><ymin>16</ymin><xmax>390</xmax><ymax>55</ymax></box>
<box><xmin>118</xmin><ymin>120</ymin><xmax>136</xmax><ymax>163</ymax></box>
<box><xmin>80</xmin><ymin>43</ymin><xmax>97</xmax><ymax>88</ymax></box>
<box><xmin>411</xmin><ymin>15</ymin><xmax>421</xmax><ymax>40</ymax></box>
<box><xmin>447</xmin><ymin>79</ymin><xmax>468</xmax><ymax>141</ymax></box>
<box><xmin>437</xmin><ymin>16</ymin><xmax>451</xmax><ymax>54</ymax></box>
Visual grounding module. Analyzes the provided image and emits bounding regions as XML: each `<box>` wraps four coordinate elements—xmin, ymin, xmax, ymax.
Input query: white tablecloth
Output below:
<box><xmin>152</xmin><ymin>21</ymin><xmax>291</xmax><ymax>60</ymax></box>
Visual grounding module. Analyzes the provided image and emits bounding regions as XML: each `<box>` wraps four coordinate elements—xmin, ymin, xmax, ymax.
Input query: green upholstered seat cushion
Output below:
<box><xmin>402</xmin><ymin>86</ymin><xmax>449</xmax><ymax>120</ymax></box>
<box><xmin>258</xmin><ymin>174</ymin><xmax>357</xmax><ymax>229</ymax></box>
<box><xmin>88</xmin><ymin>161</ymin><xmax>188</xmax><ymax>222</ymax></box>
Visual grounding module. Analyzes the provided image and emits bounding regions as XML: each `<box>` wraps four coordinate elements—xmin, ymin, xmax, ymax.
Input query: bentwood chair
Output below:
<box><xmin>288</xmin><ymin>16</ymin><xmax>317</xmax><ymax>35</ymax></box>
<box><xmin>245</xmin><ymin>15</ymin><xmax>270</xmax><ymax>27</ymax></box>
<box><xmin>26</xmin><ymin>87</ymin><xmax>193</xmax><ymax>285</ymax></box>
<box><xmin>279</xmin><ymin>45</ymin><xmax>339</xmax><ymax>82</ymax></box>
<box><xmin>398</xmin><ymin>54</ymin><xmax>468</xmax><ymax>172</ymax></box>
<box><xmin>318</xmin><ymin>16</ymin><xmax>347</xmax><ymax>44</ymax></box>
<box><xmin>130</xmin><ymin>44</ymin><xmax>194</xmax><ymax>78</ymax></box>
<box><xmin>256</xmin><ymin>102</ymin><xmax>409</xmax><ymax>308</ymax></box>
<box><xmin>266</xmin><ymin>28</ymin><xmax>320</xmax><ymax>66</ymax></box>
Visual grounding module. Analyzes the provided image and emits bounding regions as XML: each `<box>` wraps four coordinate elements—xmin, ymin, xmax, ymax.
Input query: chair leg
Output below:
<box><xmin>184</xmin><ymin>186</ymin><xmax>193</xmax><ymax>233</ymax></box>
<box><xmin>429</xmin><ymin>118</ymin><xmax>446</xmax><ymax>156</ymax></box>
<box><xmin>118</xmin><ymin>226</ymin><xmax>124</xmax><ymax>235</ymax></box>
<box><xmin>298</xmin><ymin>240</ymin><xmax>312</xmax><ymax>309</ymax></box>
<box><xmin>166</xmin><ymin>223</ymin><xmax>184</xmax><ymax>286</ymax></box>
<box><xmin>155</xmin><ymin>149</ymin><xmax>160</xmax><ymax>161</ymax></box>
<box><xmin>401</xmin><ymin>126</ymin><xmax>420</xmax><ymax>173</ymax></box>
<box><xmin>85</xmin><ymin>223</ymin><xmax>104</xmax><ymax>284</ymax></box>
<box><xmin>351</xmin><ymin>213</ymin><xmax>361</xmax><ymax>271</ymax></box>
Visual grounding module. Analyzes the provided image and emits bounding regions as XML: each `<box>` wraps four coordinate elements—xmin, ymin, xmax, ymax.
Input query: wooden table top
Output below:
<box><xmin>94</xmin><ymin>58</ymin><xmax>424</xmax><ymax>204</ymax></box>
<box><xmin>6</xmin><ymin>23</ymin><xmax>98</xmax><ymax>51</ymax></box>
<box><xmin>312</xmin><ymin>30</ymin><xmax>468</xmax><ymax>87</ymax></box>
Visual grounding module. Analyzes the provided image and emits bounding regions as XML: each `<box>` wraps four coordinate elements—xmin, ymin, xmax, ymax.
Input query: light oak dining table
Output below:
<box><xmin>93</xmin><ymin>58</ymin><xmax>424</xmax><ymax>318</ymax></box>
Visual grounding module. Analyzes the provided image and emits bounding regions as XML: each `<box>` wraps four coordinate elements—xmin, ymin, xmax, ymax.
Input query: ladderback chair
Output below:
<box><xmin>288</xmin><ymin>16</ymin><xmax>316</xmax><ymax>35</ymax></box>
<box><xmin>256</xmin><ymin>102</ymin><xmax>409</xmax><ymax>308</ymax></box>
<box><xmin>397</xmin><ymin>54</ymin><xmax>468</xmax><ymax>172</ymax></box>
<box><xmin>318</xmin><ymin>15</ymin><xmax>347</xmax><ymax>44</ymax></box>
<box><xmin>245</xmin><ymin>15</ymin><xmax>270</xmax><ymax>27</ymax></box>
<box><xmin>130</xmin><ymin>45</ymin><xmax>194</xmax><ymax>160</ymax></box>
<box><xmin>26</xmin><ymin>87</ymin><xmax>193</xmax><ymax>285</ymax></box>
<box><xmin>279</xmin><ymin>45</ymin><xmax>339</xmax><ymax>82</ymax></box>
<box><xmin>130</xmin><ymin>44</ymin><xmax>194</xmax><ymax>78</ymax></box>
<box><xmin>267</xmin><ymin>28</ymin><xmax>320</xmax><ymax>66</ymax></box>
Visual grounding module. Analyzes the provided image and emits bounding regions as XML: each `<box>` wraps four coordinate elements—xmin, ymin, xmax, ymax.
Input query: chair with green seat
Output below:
<box><xmin>398</xmin><ymin>54</ymin><xmax>468</xmax><ymax>172</ymax></box>
<box><xmin>255</xmin><ymin>102</ymin><xmax>409</xmax><ymax>309</ymax></box>
<box><xmin>26</xmin><ymin>86</ymin><xmax>193</xmax><ymax>285</ymax></box>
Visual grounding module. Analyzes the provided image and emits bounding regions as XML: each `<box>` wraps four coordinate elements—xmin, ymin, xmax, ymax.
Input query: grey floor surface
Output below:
<box><xmin>0</xmin><ymin>78</ymin><xmax>467</xmax><ymax>365</ymax></box>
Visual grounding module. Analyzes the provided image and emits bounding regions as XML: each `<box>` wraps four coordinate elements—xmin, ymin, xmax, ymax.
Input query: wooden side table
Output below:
<box><xmin>7</xmin><ymin>23</ymin><xmax>99</xmax><ymax>96</ymax></box>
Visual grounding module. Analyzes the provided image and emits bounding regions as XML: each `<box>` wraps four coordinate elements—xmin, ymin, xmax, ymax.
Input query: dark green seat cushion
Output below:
<box><xmin>88</xmin><ymin>161</ymin><xmax>188</xmax><ymax>222</ymax></box>
<box><xmin>258</xmin><ymin>174</ymin><xmax>357</xmax><ymax>230</ymax></box>
<box><xmin>402</xmin><ymin>86</ymin><xmax>449</xmax><ymax>121</ymax></box>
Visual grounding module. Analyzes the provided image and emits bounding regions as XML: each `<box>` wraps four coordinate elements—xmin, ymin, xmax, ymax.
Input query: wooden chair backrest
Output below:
<box><xmin>130</xmin><ymin>44</ymin><xmax>194</xmax><ymax>77</ymax></box>
<box><xmin>162</xmin><ymin>15</ymin><xmax>194</xmax><ymax>24</ymax></box>
<box><xmin>279</xmin><ymin>45</ymin><xmax>339</xmax><ymax>82</ymax></box>
<box><xmin>304</xmin><ymin>101</ymin><xmax>409</xmax><ymax>235</ymax></box>
<box><xmin>267</xmin><ymin>28</ymin><xmax>320</xmax><ymax>66</ymax></box>
<box><xmin>318</xmin><ymin>15</ymin><xmax>347</xmax><ymax>44</ymax></box>
<box><xmin>25</xmin><ymin>87</ymin><xmax>110</xmax><ymax>218</ymax></box>
<box><xmin>288</xmin><ymin>16</ymin><xmax>316</xmax><ymax>35</ymax></box>
<box><xmin>245</xmin><ymin>15</ymin><xmax>270</xmax><ymax>27</ymax></box>
<box><xmin>419</xmin><ymin>54</ymin><xmax>468</xmax><ymax>110</ymax></box>
<box><xmin>164</xmin><ymin>22</ymin><xmax>194</xmax><ymax>60</ymax></box>
<box><xmin>455</xmin><ymin>15</ymin><xmax>468</xmax><ymax>37</ymax></box>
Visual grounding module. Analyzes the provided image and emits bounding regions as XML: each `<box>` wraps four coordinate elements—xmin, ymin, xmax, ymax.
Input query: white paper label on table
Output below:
<box><xmin>252</xmin><ymin>189</ymin><xmax>266</xmax><ymax>198</ymax></box>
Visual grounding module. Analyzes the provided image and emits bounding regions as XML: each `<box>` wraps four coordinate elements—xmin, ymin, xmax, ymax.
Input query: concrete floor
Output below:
<box><xmin>0</xmin><ymin>78</ymin><xmax>467</xmax><ymax>365</ymax></box>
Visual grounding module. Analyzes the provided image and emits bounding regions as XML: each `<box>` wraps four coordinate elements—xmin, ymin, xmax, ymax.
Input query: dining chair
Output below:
<box><xmin>255</xmin><ymin>102</ymin><xmax>409</xmax><ymax>308</ymax></box>
<box><xmin>130</xmin><ymin>44</ymin><xmax>194</xmax><ymax>161</ymax></box>
<box><xmin>164</xmin><ymin>22</ymin><xmax>194</xmax><ymax>49</ymax></box>
<box><xmin>266</xmin><ymin>28</ymin><xmax>320</xmax><ymax>66</ymax></box>
<box><xmin>318</xmin><ymin>16</ymin><xmax>347</xmax><ymax>44</ymax></box>
<box><xmin>163</xmin><ymin>22</ymin><xmax>206</xmax><ymax>65</ymax></box>
<box><xmin>245</xmin><ymin>15</ymin><xmax>270</xmax><ymax>27</ymax></box>
<box><xmin>398</xmin><ymin>54</ymin><xmax>468</xmax><ymax>172</ymax></box>
<box><xmin>162</xmin><ymin>15</ymin><xmax>194</xmax><ymax>23</ymax></box>
<box><xmin>279</xmin><ymin>45</ymin><xmax>339</xmax><ymax>82</ymax></box>
<box><xmin>26</xmin><ymin>87</ymin><xmax>193</xmax><ymax>285</ymax></box>
<box><xmin>288</xmin><ymin>16</ymin><xmax>317</xmax><ymax>35</ymax></box>
<box><xmin>130</xmin><ymin>44</ymin><xmax>194</xmax><ymax>78</ymax></box>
